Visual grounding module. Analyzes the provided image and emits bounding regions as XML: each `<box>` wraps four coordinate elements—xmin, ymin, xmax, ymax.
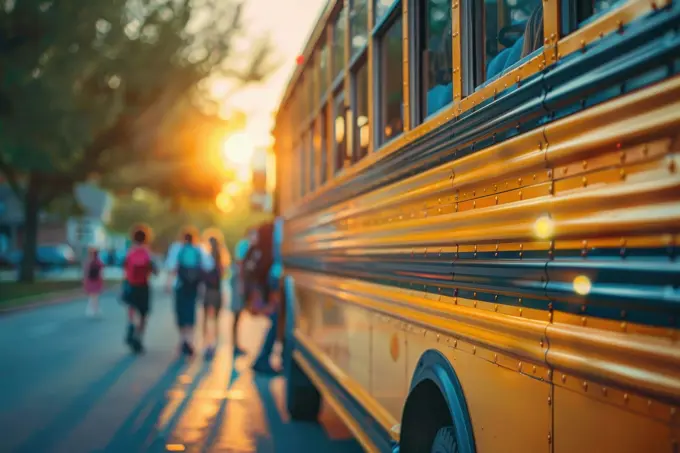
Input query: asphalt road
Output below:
<box><xmin>0</xmin><ymin>287</ymin><xmax>364</xmax><ymax>453</ymax></box>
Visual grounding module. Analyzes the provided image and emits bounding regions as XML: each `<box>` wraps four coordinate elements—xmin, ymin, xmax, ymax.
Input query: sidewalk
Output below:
<box><xmin>0</xmin><ymin>268</ymin><xmax>124</xmax><ymax>314</ymax></box>
<box><xmin>0</xmin><ymin>267</ymin><xmax>124</xmax><ymax>282</ymax></box>
<box><xmin>0</xmin><ymin>290</ymin><xmax>363</xmax><ymax>453</ymax></box>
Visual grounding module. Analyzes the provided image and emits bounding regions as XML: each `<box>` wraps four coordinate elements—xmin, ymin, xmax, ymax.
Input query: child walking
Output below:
<box><xmin>122</xmin><ymin>226</ymin><xmax>156</xmax><ymax>354</ymax></box>
<box><xmin>201</xmin><ymin>229</ymin><xmax>230</xmax><ymax>358</ymax></box>
<box><xmin>84</xmin><ymin>248</ymin><xmax>104</xmax><ymax>317</ymax></box>
<box><xmin>166</xmin><ymin>227</ymin><xmax>211</xmax><ymax>356</ymax></box>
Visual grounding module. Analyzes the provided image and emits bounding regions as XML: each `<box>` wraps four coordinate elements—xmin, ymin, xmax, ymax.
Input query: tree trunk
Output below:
<box><xmin>18</xmin><ymin>179</ymin><xmax>40</xmax><ymax>283</ymax></box>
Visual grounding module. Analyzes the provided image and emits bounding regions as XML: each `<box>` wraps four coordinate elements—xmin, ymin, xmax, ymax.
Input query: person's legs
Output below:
<box><xmin>203</xmin><ymin>305</ymin><xmax>218</xmax><ymax>358</ymax></box>
<box><xmin>138</xmin><ymin>314</ymin><xmax>147</xmax><ymax>338</ymax></box>
<box><xmin>232</xmin><ymin>309</ymin><xmax>246</xmax><ymax>355</ymax></box>
<box><xmin>176</xmin><ymin>286</ymin><xmax>197</xmax><ymax>355</ymax></box>
<box><xmin>91</xmin><ymin>294</ymin><xmax>100</xmax><ymax>315</ymax></box>
<box><xmin>204</xmin><ymin>305</ymin><xmax>217</xmax><ymax>349</ymax></box>
<box><xmin>126</xmin><ymin>305</ymin><xmax>136</xmax><ymax>346</ymax></box>
<box><xmin>86</xmin><ymin>294</ymin><xmax>95</xmax><ymax>316</ymax></box>
<box><xmin>133</xmin><ymin>288</ymin><xmax>150</xmax><ymax>353</ymax></box>
<box><xmin>252</xmin><ymin>309</ymin><xmax>280</xmax><ymax>375</ymax></box>
<box><xmin>213</xmin><ymin>304</ymin><xmax>221</xmax><ymax>345</ymax></box>
<box><xmin>202</xmin><ymin>305</ymin><xmax>209</xmax><ymax>345</ymax></box>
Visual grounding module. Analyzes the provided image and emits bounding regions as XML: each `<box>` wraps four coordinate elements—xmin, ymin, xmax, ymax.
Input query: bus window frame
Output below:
<box><xmin>275</xmin><ymin>0</ymin><xmax>659</xmax><ymax>215</ymax></box>
<box><xmin>316</xmin><ymin>109</ymin><xmax>329</xmax><ymax>186</ymax></box>
<box><xmin>298</xmin><ymin>139</ymin><xmax>307</xmax><ymax>198</ymax></box>
<box><xmin>308</xmin><ymin>125</ymin><xmax>316</xmax><ymax>192</ymax></box>
<box><xmin>409</xmin><ymin>0</ymin><xmax>456</xmax><ymax>126</ymax></box>
<box><xmin>556</xmin><ymin>0</ymin><xmax>664</xmax><ymax>60</ymax></box>
<box><xmin>318</xmin><ymin>41</ymin><xmax>331</xmax><ymax>109</ymax></box>
<box><xmin>350</xmin><ymin>0</ymin><xmax>370</xmax><ymax>59</ymax></box>
<box><xmin>373</xmin><ymin>1</ymin><xmax>406</xmax><ymax>148</ymax></box>
<box><xmin>332</xmin><ymin>89</ymin><xmax>348</xmax><ymax>175</ymax></box>
<box><xmin>350</xmin><ymin>51</ymin><xmax>369</xmax><ymax>163</ymax></box>
<box><xmin>455</xmin><ymin>0</ymin><xmax>556</xmax><ymax>115</ymax></box>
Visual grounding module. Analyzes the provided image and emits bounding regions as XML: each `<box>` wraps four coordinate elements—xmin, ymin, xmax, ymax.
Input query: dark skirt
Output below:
<box><xmin>174</xmin><ymin>285</ymin><xmax>198</xmax><ymax>328</ymax></box>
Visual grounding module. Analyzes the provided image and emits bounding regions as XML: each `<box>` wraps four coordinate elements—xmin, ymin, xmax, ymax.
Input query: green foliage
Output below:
<box><xmin>108</xmin><ymin>189</ymin><xmax>270</xmax><ymax>253</ymax></box>
<box><xmin>0</xmin><ymin>0</ymin><xmax>274</xmax><ymax>281</ymax></box>
<box><xmin>0</xmin><ymin>0</ymin><xmax>273</xmax><ymax>201</ymax></box>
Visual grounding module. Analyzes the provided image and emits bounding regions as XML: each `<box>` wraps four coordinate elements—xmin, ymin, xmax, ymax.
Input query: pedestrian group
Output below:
<box><xmin>83</xmin><ymin>221</ymin><xmax>284</xmax><ymax>374</ymax></box>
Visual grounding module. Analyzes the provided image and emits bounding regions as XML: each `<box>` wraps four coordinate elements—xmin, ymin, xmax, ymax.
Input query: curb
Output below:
<box><xmin>0</xmin><ymin>284</ymin><xmax>120</xmax><ymax>316</ymax></box>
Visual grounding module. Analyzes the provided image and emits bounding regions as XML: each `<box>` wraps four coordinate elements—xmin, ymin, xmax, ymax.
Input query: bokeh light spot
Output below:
<box><xmin>573</xmin><ymin>275</ymin><xmax>592</xmax><ymax>296</ymax></box>
<box><xmin>533</xmin><ymin>215</ymin><xmax>555</xmax><ymax>239</ymax></box>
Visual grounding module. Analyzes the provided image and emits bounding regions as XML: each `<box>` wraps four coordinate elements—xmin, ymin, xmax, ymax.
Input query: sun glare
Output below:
<box><xmin>222</xmin><ymin>132</ymin><xmax>255</xmax><ymax>166</ymax></box>
<box><xmin>215</xmin><ymin>192</ymin><xmax>235</xmax><ymax>213</ymax></box>
<box><xmin>210</xmin><ymin>79</ymin><xmax>230</xmax><ymax>98</ymax></box>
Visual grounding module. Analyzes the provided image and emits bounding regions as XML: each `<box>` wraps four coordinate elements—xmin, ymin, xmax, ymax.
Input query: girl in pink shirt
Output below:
<box><xmin>84</xmin><ymin>248</ymin><xmax>105</xmax><ymax>317</ymax></box>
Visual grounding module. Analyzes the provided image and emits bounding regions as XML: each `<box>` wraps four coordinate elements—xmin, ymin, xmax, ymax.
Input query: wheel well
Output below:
<box><xmin>400</xmin><ymin>379</ymin><xmax>453</xmax><ymax>453</ymax></box>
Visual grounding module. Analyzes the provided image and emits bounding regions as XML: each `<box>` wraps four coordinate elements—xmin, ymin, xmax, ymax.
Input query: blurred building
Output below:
<box><xmin>0</xmin><ymin>182</ymin><xmax>121</xmax><ymax>260</ymax></box>
<box><xmin>250</xmin><ymin>146</ymin><xmax>276</xmax><ymax>213</ymax></box>
<box><xmin>0</xmin><ymin>184</ymin><xmax>69</xmax><ymax>253</ymax></box>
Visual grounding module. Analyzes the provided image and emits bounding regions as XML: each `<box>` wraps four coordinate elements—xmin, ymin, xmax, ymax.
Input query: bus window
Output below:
<box><xmin>299</xmin><ymin>141</ymin><xmax>307</xmax><ymax>197</ymax></box>
<box><xmin>317</xmin><ymin>112</ymin><xmax>328</xmax><ymax>185</ymax></box>
<box><xmin>414</xmin><ymin>0</ymin><xmax>453</xmax><ymax>123</ymax></box>
<box><xmin>352</xmin><ymin>60</ymin><xmax>369</xmax><ymax>161</ymax></box>
<box><xmin>351</xmin><ymin>0</ymin><xmax>369</xmax><ymax>56</ymax></box>
<box><xmin>377</xmin><ymin>11</ymin><xmax>404</xmax><ymax>145</ymax></box>
<box><xmin>332</xmin><ymin>8</ymin><xmax>347</xmax><ymax>84</ymax></box>
<box><xmin>565</xmin><ymin>0</ymin><xmax>626</xmax><ymax>30</ymax></box>
<box><xmin>477</xmin><ymin>0</ymin><xmax>543</xmax><ymax>85</ymax></box>
<box><xmin>309</xmin><ymin>55</ymin><xmax>318</xmax><ymax>113</ymax></box>
<box><xmin>333</xmin><ymin>92</ymin><xmax>347</xmax><ymax>174</ymax></box>
<box><xmin>308</xmin><ymin>128</ymin><xmax>316</xmax><ymax>191</ymax></box>
<box><xmin>375</xmin><ymin>0</ymin><xmax>398</xmax><ymax>25</ymax></box>
<box><xmin>319</xmin><ymin>40</ymin><xmax>329</xmax><ymax>97</ymax></box>
<box><xmin>299</xmin><ymin>75</ymin><xmax>307</xmax><ymax>120</ymax></box>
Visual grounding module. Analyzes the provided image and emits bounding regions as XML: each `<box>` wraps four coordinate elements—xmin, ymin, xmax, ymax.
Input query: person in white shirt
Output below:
<box><xmin>165</xmin><ymin>227</ymin><xmax>213</xmax><ymax>356</ymax></box>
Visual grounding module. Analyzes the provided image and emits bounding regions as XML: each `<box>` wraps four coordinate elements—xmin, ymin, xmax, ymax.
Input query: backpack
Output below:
<box><xmin>88</xmin><ymin>261</ymin><xmax>101</xmax><ymax>280</ymax></box>
<box><xmin>243</xmin><ymin>223</ymin><xmax>274</xmax><ymax>287</ymax></box>
<box><xmin>125</xmin><ymin>247</ymin><xmax>152</xmax><ymax>286</ymax></box>
<box><xmin>177</xmin><ymin>245</ymin><xmax>202</xmax><ymax>286</ymax></box>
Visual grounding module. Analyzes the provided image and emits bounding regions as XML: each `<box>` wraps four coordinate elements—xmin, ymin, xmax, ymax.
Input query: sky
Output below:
<box><xmin>218</xmin><ymin>0</ymin><xmax>328</xmax><ymax>147</ymax></box>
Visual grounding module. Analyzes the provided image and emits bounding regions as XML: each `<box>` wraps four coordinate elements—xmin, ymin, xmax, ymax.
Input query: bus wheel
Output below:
<box><xmin>286</xmin><ymin>358</ymin><xmax>321</xmax><ymax>421</ymax></box>
<box><xmin>431</xmin><ymin>426</ymin><xmax>458</xmax><ymax>453</ymax></box>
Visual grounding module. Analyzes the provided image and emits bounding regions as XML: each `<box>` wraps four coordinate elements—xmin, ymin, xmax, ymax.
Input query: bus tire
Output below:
<box><xmin>400</xmin><ymin>350</ymin><xmax>475</xmax><ymax>453</ymax></box>
<box><xmin>286</xmin><ymin>358</ymin><xmax>321</xmax><ymax>421</ymax></box>
<box><xmin>431</xmin><ymin>426</ymin><xmax>458</xmax><ymax>453</ymax></box>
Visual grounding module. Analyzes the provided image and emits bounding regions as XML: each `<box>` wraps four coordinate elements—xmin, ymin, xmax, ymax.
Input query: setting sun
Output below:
<box><xmin>222</xmin><ymin>132</ymin><xmax>255</xmax><ymax>166</ymax></box>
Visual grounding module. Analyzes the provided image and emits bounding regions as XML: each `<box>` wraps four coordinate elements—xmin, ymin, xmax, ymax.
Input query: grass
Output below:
<box><xmin>0</xmin><ymin>280</ymin><xmax>85</xmax><ymax>308</ymax></box>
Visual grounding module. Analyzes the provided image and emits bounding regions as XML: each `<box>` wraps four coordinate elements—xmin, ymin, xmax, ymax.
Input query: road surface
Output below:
<box><xmin>0</xmin><ymin>288</ymin><xmax>364</xmax><ymax>453</ymax></box>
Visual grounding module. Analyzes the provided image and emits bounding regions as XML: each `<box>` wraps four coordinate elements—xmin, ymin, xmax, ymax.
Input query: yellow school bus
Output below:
<box><xmin>273</xmin><ymin>0</ymin><xmax>680</xmax><ymax>451</ymax></box>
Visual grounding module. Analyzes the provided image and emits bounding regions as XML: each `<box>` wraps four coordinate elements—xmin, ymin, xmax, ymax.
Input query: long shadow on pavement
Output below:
<box><xmin>101</xmin><ymin>358</ymin><xmax>214</xmax><ymax>453</ymax></box>
<box><xmin>254</xmin><ymin>375</ymin><xmax>364</xmax><ymax>453</ymax></box>
<box><xmin>13</xmin><ymin>355</ymin><xmax>137</xmax><ymax>453</ymax></box>
<box><xmin>99</xmin><ymin>358</ymin><xmax>187</xmax><ymax>453</ymax></box>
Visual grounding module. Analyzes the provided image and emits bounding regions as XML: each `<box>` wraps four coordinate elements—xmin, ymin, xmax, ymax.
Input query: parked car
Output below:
<box><xmin>0</xmin><ymin>252</ymin><xmax>14</xmax><ymax>269</ymax></box>
<box><xmin>6</xmin><ymin>244</ymin><xmax>77</xmax><ymax>270</ymax></box>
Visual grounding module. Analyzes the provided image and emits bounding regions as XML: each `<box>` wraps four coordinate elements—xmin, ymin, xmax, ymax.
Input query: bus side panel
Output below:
<box><xmin>553</xmin><ymin>386</ymin><xmax>673</xmax><ymax>453</ymax></box>
<box><xmin>370</xmin><ymin>313</ymin><xmax>409</xmax><ymax>421</ymax></box>
<box><xmin>405</xmin><ymin>327</ymin><xmax>552</xmax><ymax>453</ymax></box>
<box><xmin>296</xmin><ymin>286</ymin><xmax>375</xmax><ymax>400</ymax></box>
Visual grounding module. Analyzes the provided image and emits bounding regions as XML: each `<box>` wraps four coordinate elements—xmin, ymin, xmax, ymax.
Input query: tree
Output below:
<box><xmin>107</xmin><ymin>189</ymin><xmax>270</xmax><ymax>253</ymax></box>
<box><xmin>0</xmin><ymin>0</ymin><xmax>273</xmax><ymax>281</ymax></box>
